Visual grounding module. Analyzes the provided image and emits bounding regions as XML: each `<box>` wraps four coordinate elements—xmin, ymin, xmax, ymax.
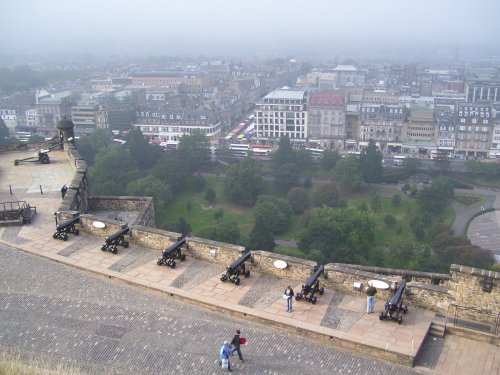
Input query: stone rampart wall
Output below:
<box><xmin>251</xmin><ymin>251</ymin><xmax>316</xmax><ymax>282</ymax></box>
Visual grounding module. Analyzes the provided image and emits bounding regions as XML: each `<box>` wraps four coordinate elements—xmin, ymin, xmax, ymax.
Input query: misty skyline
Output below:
<box><xmin>2</xmin><ymin>0</ymin><xmax>500</xmax><ymax>60</ymax></box>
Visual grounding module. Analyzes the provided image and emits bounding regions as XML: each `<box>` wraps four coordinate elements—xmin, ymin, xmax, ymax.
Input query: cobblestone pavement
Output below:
<box><xmin>0</xmin><ymin>244</ymin><xmax>423</xmax><ymax>375</ymax></box>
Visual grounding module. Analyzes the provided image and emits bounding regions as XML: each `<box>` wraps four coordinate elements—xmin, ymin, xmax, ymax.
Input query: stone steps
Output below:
<box><xmin>429</xmin><ymin>321</ymin><xmax>446</xmax><ymax>338</ymax></box>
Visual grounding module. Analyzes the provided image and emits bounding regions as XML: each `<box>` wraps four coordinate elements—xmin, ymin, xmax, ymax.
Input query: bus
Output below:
<box><xmin>305</xmin><ymin>148</ymin><xmax>324</xmax><ymax>159</ymax></box>
<box><xmin>229</xmin><ymin>143</ymin><xmax>250</xmax><ymax>157</ymax></box>
<box><xmin>393</xmin><ymin>155</ymin><xmax>406</xmax><ymax>166</ymax></box>
<box><xmin>250</xmin><ymin>144</ymin><xmax>272</xmax><ymax>156</ymax></box>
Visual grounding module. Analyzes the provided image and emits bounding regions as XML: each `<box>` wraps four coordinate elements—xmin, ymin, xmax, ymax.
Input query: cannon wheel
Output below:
<box><xmin>311</xmin><ymin>296</ymin><xmax>317</xmax><ymax>305</ymax></box>
<box><xmin>53</xmin><ymin>233</ymin><xmax>58</xmax><ymax>239</ymax></box>
<box><xmin>319</xmin><ymin>287</ymin><xmax>324</xmax><ymax>295</ymax></box>
<box><xmin>234</xmin><ymin>277</ymin><xmax>240</xmax><ymax>285</ymax></box>
<box><xmin>74</xmin><ymin>229</ymin><xmax>79</xmax><ymax>236</ymax></box>
<box><xmin>124</xmin><ymin>241</ymin><xmax>129</xmax><ymax>248</ymax></box>
<box><xmin>379</xmin><ymin>312</ymin><xmax>386</xmax><ymax>320</ymax></box>
<box><xmin>101</xmin><ymin>246</ymin><xmax>106</xmax><ymax>251</ymax></box>
<box><xmin>112</xmin><ymin>248</ymin><xmax>117</xmax><ymax>254</ymax></box>
<box><xmin>397</xmin><ymin>317</ymin><xmax>403</xmax><ymax>324</ymax></box>
<box><xmin>180</xmin><ymin>254</ymin><xmax>186</xmax><ymax>261</ymax></box>
<box><xmin>220</xmin><ymin>275</ymin><xmax>227</xmax><ymax>282</ymax></box>
<box><xmin>170</xmin><ymin>261</ymin><xmax>176</xmax><ymax>269</ymax></box>
<box><xmin>295</xmin><ymin>293</ymin><xmax>302</xmax><ymax>301</ymax></box>
<box><xmin>157</xmin><ymin>259</ymin><xmax>163</xmax><ymax>266</ymax></box>
<box><xmin>245</xmin><ymin>270</ymin><xmax>250</xmax><ymax>278</ymax></box>
<box><xmin>40</xmin><ymin>155</ymin><xmax>50</xmax><ymax>164</ymax></box>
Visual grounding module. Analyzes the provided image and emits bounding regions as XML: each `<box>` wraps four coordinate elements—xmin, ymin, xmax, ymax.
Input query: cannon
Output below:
<box><xmin>220</xmin><ymin>250</ymin><xmax>251</xmax><ymax>285</ymax></box>
<box><xmin>53</xmin><ymin>216</ymin><xmax>80</xmax><ymax>241</ymax></box>
<box><xmin>157</xmin><ymin>235</ymin><xmax>188</xmax><ymax>268</ymax></box>
<box><xmin>295</xmin><ymin>265</ymin><xmax>325</xmax><ymax>304</ymax></box>
<box><xmin>101</xmin><ymin>226</ymin><xmax>129</xmax><ymax>254</ymax></box>
<box><xmin>379</xmin><ymin>281</ymin><xmax>408</xmax><ymax>324</ymax></box>
<box><xmin>14</xmin><ymin>138</ymin><xmax>73</xmax><ymax>166</ymax></box>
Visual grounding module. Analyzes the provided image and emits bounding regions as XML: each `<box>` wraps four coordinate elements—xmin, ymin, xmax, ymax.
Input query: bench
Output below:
<box><xmin>21</xmin><ymin>205</ymin><xmax>37</xmax><ymax>224</ymax></box>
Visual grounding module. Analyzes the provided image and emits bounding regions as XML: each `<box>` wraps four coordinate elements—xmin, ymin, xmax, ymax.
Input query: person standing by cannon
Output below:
<box><xmin>366</xmin><ymin>282</ymin><xmax>377</xmax><ymax>314</ymax></box>
<box><xmin>284</xmin><ymin>285</ymin><xmax>294</xmax><ymax>313</ymax></box>
<box><xmin>231</xmin><ymin>329</ymin><xmax>244</xmax><ymax>362</ymax></box>
<box><xmin>60</xmin><ymin>185</ymin><xmax>68</xmax><ymax>199</ymax></box>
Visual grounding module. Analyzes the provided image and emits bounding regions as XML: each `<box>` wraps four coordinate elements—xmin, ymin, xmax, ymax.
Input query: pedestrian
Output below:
<box><xmin>219</xmin><ymin>340</ymin><xmax>232</xmax><ymax>372</ymax></box>
<box><xmin>366</xmin><ymin>282</ymin><xmax>377</xmax><ymax>314</ymax></box>
<box><xmin>284</xmin><ymin>285</ymin><xmax>294</xmax><ymax>313</ymax></box>
<box><xmin>60</xmin><ymin>185</ymin><xmax>68</xmax><ymax>199</ymax></box>
<box><xmin>231</xmin><ymin>329</ymin><xmax>244</xmax><ymax>362</ymax></box>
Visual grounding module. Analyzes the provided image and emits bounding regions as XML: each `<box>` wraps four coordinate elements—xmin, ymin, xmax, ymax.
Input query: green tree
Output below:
<box><xmin>249</xmin><ymin>219</ymin><xmax>275</xmax><ymax>251</ymax></box>
<box><xmin>177</xmin><ymin>217</ymin><xmax>191</xmax><ymax>235</ymax></box>
<box><xmin>417</xmin><ymin>177</ymin><xmax>454</xmax><ymax>215</ymax></box>
<box><xmin>313</xmin><ymin>182</ymin><xmax>340</xmax><ymax>207</ymax></box>
<box><xmin>392</xmin><ymin>193</ymin><xmax>401</xmax><ymax>207</ymax></box>
<box><xmin>294</xmin><ymin>149</ymin><xmax>313</xmax><ymax>169</ymax></box>
<box><xmin>28</xmin><ymin>134</ymin><xmax>45</xmax><ymax>143</ymax></box>
<box><xmin>76</xmin><ymin>128</ymin><xmax>112</xmax><ymax>165</ymax></box>
<box><xmin>205</xmin><ymin>188</ymin><xmax>216</xmax><ymax>206</ymax></box>
<box><xmin>360</xmin><ymin>140</ymin><xmax>383</xmax><ymax>183</ymax></box>
<box><xmin>370</xmin><ymin>193</ymin><xmax>382</xmax><ymax>212</ymax></box>
<box><xmin>287</xmin><ymin>187</ymin><xmax>310</xmax><ymax>213</ymax></box>
<box><xmin>89</xmin><ymin>146</ymin><xmax>140</xmax><ymax>194</ymax></box>
<box><xmin>321</xmin><ymin>150</ymin><xmax>341</xmax><ymax>171</ymax></box>
<box><xmin>152</xmin><ymin>153</ymin><xmax>192</xmax><ymax>193</ymax></box>
<box><xmin>178</xmin><ymin>131</ymin><xmax>210</xmax><ymax>169</ymax></box>
<box><xmin>199</xmin><ymin>221</ymin><xmax>241</xmax><ymax>245</ymax></box>
<box><xmin>224</xmin><ymin>158</ymin><xmax>265</xmax><ymax>206</ymax></box>
<box><xmin>333</xmin><ymin>155</ymin><xmax>363</xmax><ymax>192</ymax></box>
<box><xmin>0</xmin><ymin>118</ymin><xmax>9</xmax><ymax>140</ymax></box>
<box><xmin>384</xmin><ymin>214</ymin><xmax>396</xmax><ymax>226</ymax></box>
<box><xmin>274</xmin><ymin>162</ymin><xmax>300</xmax><ymax>193</ymax></box>
<box><xmin>301</xmin><ymin>206</ymin><xmax>375</xmax><ymax>263</ymax></box>
<box><xmin>126</xmin><ymin>128</ymin><xmax>160</xmax><ymax>170</ymax></box>
<box><xmin>126</xmin><ymin>176</ymin><xmax>172</xmax><ymax>208</ymax></box>
<box><xmin>253</xmin><ymin>196</ymin><xmax>293</xmax><ymax>234</ymax></box>
<box><xmin>272</xmin><ymin>135</ymin><xmax>295</xmax><ymax>165</ymax></box>
<box><xmin>402</xmin><ymin>157</ymin><xmax>421</xmax><ymax>174</ymax></box>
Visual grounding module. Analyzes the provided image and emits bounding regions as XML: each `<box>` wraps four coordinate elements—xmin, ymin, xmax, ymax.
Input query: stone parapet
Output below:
<box><xmin>405</xmin><ymin>282</ymin><xmax>451</xmax><ymax>312</ymax></box>
<box><xmin>78</xmin><ymin>214</ymin><xmax>129</xmax><ymax>238</ymax></box>
<box><xmin>187</xmin><ymin>237</ymin><xmax>247</xmax><ymax>264</ymax></box>
<box><xmin>128</xmin><ymin>225</ymin><xmax>179</xmax><ymax>251</ymax></box>
<box><xmin>251</xmin><ymin>251</ymin><xmax>316</xmax><ymax>282</ymax></box>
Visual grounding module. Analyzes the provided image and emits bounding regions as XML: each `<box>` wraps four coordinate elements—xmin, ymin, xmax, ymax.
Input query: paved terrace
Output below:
<box><xmin>0</xmin><ymin>150</ymin><xmax>498</xmax><ymax>374</ymax></box>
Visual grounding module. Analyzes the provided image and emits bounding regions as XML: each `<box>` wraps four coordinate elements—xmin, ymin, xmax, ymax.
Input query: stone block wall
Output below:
<box><xmin>251</xmin><ymin>251</ymin><xmax>316</xmax><ymax>282</ymax></box>
<box><xmin>79</xmin><ymin>214</ymin><xmax>129</xmax><ymax>238</ymax></box>
<box><xmin>405</xmin><ymin>283</ymin><xmax>452</xmax><ymax>312</ymax></box>
<box><xmin>134</xmin><ymin>198</ymin><xmax>155</xmax><ymax>227</ymax></box>
<box><xmin>128</xmin><ymin>225</ymin><xmax>180</xmax><ymax>251</ymax></box>
<box><xmin>187</xmin><ymin>237</ymin><xmax>247</xmax><ymax>264</ymax></box>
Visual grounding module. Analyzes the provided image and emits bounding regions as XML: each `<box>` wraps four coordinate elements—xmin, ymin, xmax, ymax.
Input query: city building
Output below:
<box><xmin>358</xmin><ymin>103</ymin><xmax>407</xmax><ymax>152</ymax></box>
<box><xmin>454</xmin><ymin>102</ymin><xmax>492</xmax><ymax>157</ymax></box>
<box><xmin>402</xmin><ymin>104</ymin><xmax>438</xmax><ymax>154</ymax></box>
<box><xmin>465</xmin><ymin>68</ymin><xmax>500</xmax><ymax>103</ymax></box>
<box><xmin>71</xmin><ymin>105</ymin><xmax>98</xmax><ymax>136</ymax></box>
<box><xmin>254</xmin><ymin>88</ymin><xmax>307</xmax><ymax>145</ymax></box>
<box><xmin>307</xmin><ymin>90</ymin><xmax>347</xmax><ymax>149</ymax></box>
<box><xmin>0</xmin><ymin>109</ymin><xmax>17</xmax><ymax>134</ymax></box>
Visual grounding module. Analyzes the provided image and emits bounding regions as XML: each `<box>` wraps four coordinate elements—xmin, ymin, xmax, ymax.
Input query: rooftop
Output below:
<box><xmin>263</xmin><ymin>89</ymin><xmax>305</xmax><ymax>100</ymax></box>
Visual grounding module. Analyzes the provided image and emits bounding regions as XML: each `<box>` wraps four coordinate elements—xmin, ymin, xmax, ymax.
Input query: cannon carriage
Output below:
<box><xmin>220</xmin><ymin>250</ymin><xmax>251</xmax><ymax>285</ymax></box>
<box><xmin>295</xmin><ymin>265</ymin><xmax>325</xmax><ymax>304</ymax></box>
<box><xmin>157</xmin><ymin>235</ymin><xmax>188</xmax><ymax>268</ymax></box>
<box><xmin>379</xmin><ymin>281</ymin><xmax>408</xmax><ymax>324</ymax></box>
<box><xmin>53</xmin><ymin>216</ymin><xmax>80</xmax><ymax>241</ymax></box>
<box><xmin>101</xmin><ymin>226</ymin><xmax>130</xmax><ymax>254</ymax></box>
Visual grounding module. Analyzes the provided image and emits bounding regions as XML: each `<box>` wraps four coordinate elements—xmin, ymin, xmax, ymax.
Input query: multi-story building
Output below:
<box><xmin>436</xmin><ymin>107</ymin><xmax>456</xmax><ymax>152</ymax></box>
<box><xmin>133</xmin><ymin>108</ymin><xmax>221</xmax><ymax>142</ymax></box>
<box><xmin>307</xmin><ymin>90</ymin><xmax>346</xmax><ymax>149</ymax></box>
<box><xmin>358</xmin><ymin>103</ymin><xmax>407</xmax><ymax>152</ymax></box>
<box><xmin>131</xmin><ymin>72</ymin><xmax>213</xmax><ymax>94</ymax></box>
<box><xmin>454</xmin><ymin>102</ymin><xmax>492</xmax><ymax>157</ymax></box>
<box><xmin>25</xmin><ymin>109</ymin><xmax>38</xmax><ymax>127</ymax></box>
<box><xmin>465</xmin><ymin>68</ymin><xmax>500</xmax><ymax>103</ymax></box>
<box><xmin>402</xmin><ymin>104</ymin><xmax>438</xmax><ymax>154</ymax></box>
<box><xmin>71</xmin><ymin>105</ymin><xmax>98</xmax><ymax>136</ymax></box>
<box><xmin>0</xmin><ymin>109</ymin><xmax>17</xmax><ymax>134</ymax></box>
<box><xmin>333</xmin><ymin>65</ymin><xmax>366</xmax><ymax>87</ymax></box>
<box><xmin>254</xmin><ymin>89</ymin><xmax>307</xmax><ymax>145</ymax></box>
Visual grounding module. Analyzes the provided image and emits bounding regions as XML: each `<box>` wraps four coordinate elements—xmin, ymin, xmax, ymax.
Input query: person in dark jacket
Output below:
<box><xmin>284</xmin><ymin>285</ymin><xmax>294</xmax><ymax>312</ymax></box>
<box><xmin>231</xmin><ymin>329</ymin><xmax>244</xmax><ymax>361</ymax></box>
<box><xmin>366</xmin><ymin>282</ymin><xmax>377</xmax><ymax>314</ymax></box>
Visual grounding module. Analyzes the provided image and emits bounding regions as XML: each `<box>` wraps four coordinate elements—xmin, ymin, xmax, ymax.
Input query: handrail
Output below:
<box><xmin>445</xmin><ymin>303</ymin><xmax>499</xmax><ymax>335</ymax></box>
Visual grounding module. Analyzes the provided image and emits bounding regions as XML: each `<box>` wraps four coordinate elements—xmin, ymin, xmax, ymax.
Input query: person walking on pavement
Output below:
<box><xmin>366</xmin><ymin>282</ymin><xmax>377</xmax><ymax>314</ymax></box>
<box><xmin>231</xmin><ymin>329</ymin><xmax>244</xmax><ymax>362</ymax></box>
<box><xmin>60</xmin><ymin>184</ymin><xmax>68</xmax><ymax>199</ymax></box>
<box><xmin>220</xmin><ymin>340</ymin><xmax>232</xmax><ymax>372</ymax></box>
<box><xmin>284</xmin><ymin>285</ymin><xmax>294</xmax><ymax>313</ymax></box>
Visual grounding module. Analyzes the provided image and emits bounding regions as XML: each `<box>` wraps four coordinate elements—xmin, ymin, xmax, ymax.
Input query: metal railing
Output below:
<box><xmin>445</xmin><ymin>303</ymin><xmax>499</xmax><ymax>335</ymax></box>
<box><xmin>0</xmin><ymin>201</ymin><xmax>27</xmax><ymax>221</ymax></box>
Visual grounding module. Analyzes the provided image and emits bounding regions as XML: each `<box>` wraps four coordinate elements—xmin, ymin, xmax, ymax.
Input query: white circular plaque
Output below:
<box><xmin>369</xmin><ymin>280</ymin><xmax>389</xmax><ymax>289</ymax></box>
<box><xmin>274</xmin><ymin>260</ymin><xmax>287</xmax><ymax>269</ymax></box>
<box><xmin>93</xmin><ymin>221</ymin><xmax>105</xmax><ymax>228</ymax></box>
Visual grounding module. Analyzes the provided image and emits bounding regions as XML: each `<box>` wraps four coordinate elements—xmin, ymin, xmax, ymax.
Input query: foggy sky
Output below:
<box><xmin>2</xmin><ymin>0</ymin><xmax>500</xmax><ymax>59</ymax></box>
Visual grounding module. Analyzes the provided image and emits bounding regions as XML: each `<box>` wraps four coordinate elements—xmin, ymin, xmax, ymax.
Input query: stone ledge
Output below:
<box><xmin>450</xmin><ymin>264</ymin><xmax>499</xmax><ymax>279</ymax></box>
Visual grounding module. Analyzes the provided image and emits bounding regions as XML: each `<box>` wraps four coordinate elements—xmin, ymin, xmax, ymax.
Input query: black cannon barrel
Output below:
<box><xmin>388</xmin><ymin>281</ymin><xmax>406</xmax><ymax>309</ymax></box>
<box><xmin>105</xmin><ymin>226</ymin><xmax>129</xmax><ymax>243</ymax></box>
<box><xmin>227</xmin><ymin>251</ymin><xmax>251</xmax><ymax>273</ymax></box>
<box><xmin>163</xmin><ymin>236</ymin><xmax>187</xmax><ymax>255</ymax></box>
<box><xmin>304</xmin><ymin>265</ymin><xmax>324</xmax><ymax>288</ymax></box>
<box><xmin>56</xmin><ymin>216</ymin><xmax>80</xmax><ymax>231</ymax></box>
